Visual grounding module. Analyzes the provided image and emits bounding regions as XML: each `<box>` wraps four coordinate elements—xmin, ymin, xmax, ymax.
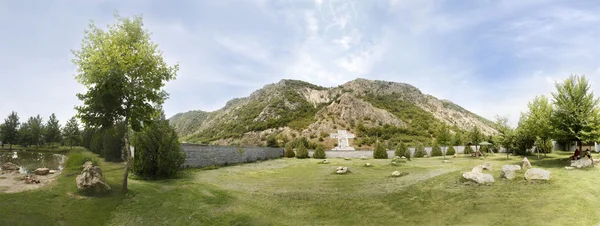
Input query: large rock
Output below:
<box><xmin>82</xmin><ymin>161</ymin><xmax>93</xmax><ymax>168</ymax></box>
<box><xmin>1</xmin><ymin>162</ymin><xmax>19</xmax><ymax>171</ymax></box>
<box><xmin>471</xmin><ymin>165</ymin><xmax>484</xmax><ymax>173</ymax></box>
<box><xmin>76</xmin><ymin>164</ymin><xmax>111</xmax><ymax>194</ymax></box>
<box><xmin>391</xmin><ymin>171</ymin><xmax>408</xmax><ymax>177</ymax></box>
<box><xmin>570</xmin><ymin>158</ymin><xmax>593</xmax><ymax>169</ymax></box>
<box><xmin>524</xmin><ymin>168</ymin><xmax>551</xmax><ymax>181</ymax></box>
<box><xmin>462</xmin><ymin>172</ymin><xmax>494</xmax><ymax>184</ymax></box>
<box><xmin>482</xmin><ymin>162</ymin><xmax>492</xmax><ymax>171</ymax></box>
<box><xmin>522</xmin><ymin>157</ymin><xmax>532</xmax><ymax>169</ymax></box>
<box><xmin>34</xmin><ymin>168</ymin><xmax>50</xmax><ymax>175</ymax></box>
<box><xmin>500</xmin><ymin>165</ymin><xmax>521</xmax><ymax>180</ymax></box>
<box><xmin>336</xmin><ymin>166</ymin><xmax>349</xmax><ymax>174</ymax></box>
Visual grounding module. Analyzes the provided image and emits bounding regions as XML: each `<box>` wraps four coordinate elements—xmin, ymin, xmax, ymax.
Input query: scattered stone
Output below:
<box><xmin>482</xmin><ymin>162</ymin><xmax>492</xmax><ymax>171</ymax></box>
<box><xmin>462</xmin><ymin>172</ymin><xmax>494</xmax><ymax>184</ymax></box>
<box><xmin>76</xmin><ymin>164</ymin><xmax>111</xmax><ymax>194</ymax></box>
<box><xmin>401</xmin><ymin>156</ymin><xmax>406</xmax><ymax>159</ymax></box>
<box><xmin>344</xmin><ymin>157</ymin><xmax>350</xmax><ymax>160</ymax></box>
<box><xmin>360</xmin><ymin>156</ymin><xmax>368</xmax><ymax>160</ymax></box>
<box><xmin>365</xmin><ymin>163</ymin><xmax>372</xmax><ymax>167</ymax></box>
<box><xmin>522</xmin><ymin>157</ymin><xmax>532</xmax><ymax>169</ymax></box>
<box><xmin>1</xmin><ymin>162</ymin><xmax>19</xmax><ymax>171</ymax></box>
<box><xmin>49</xmin><ymin>170</ymin><xmax>57</xmax><ymax>174</ymax></box>
<box><xmin>391</xmin><ymin>171</ymin><xmax>408</xmax><ymax>177</ymax></box>
<box><xmin>570</xmin><ymin>158</ymin><xmax>592</xmax><ymax>169</ymax></box>
<box><xmin>24</xmin><ymin>175</ymin><xmax>40</xmax><ymax>184</ymax></box>
<box><xmin>336</xmin><ymin>166</ymin><xmax>349</xmax><ymax>174</ymax></box>
<box><xmin>524</xmin><ymin>168</ymin><xmax>551</xmax><ymax>181</ymax></box>
<box><xmin>500</xmin><ymin>165</ymin><xmax>521</xmax><ymax>180</ymax></box>
<box><xmin>564</xmin><ymin>166</ymin><xmax>574</xmax><ymax>170</ymax></box>
<box><xmin>34</xmin><ymin>168</ymin><xmax>50</xmax><ymax>175</ymax></box>
<box><xmin>453</xmin><ymin>154</ymin><xmax>458</xmax><ymax>158</ymax></box>
<box><xmin>443</xmin><ymin>160</ymin><xmax>451</xmax><ymax>163</ymax></box>
<box><xmin>321</xmin><ymin>159</ymin><xmax>329</xmax><ymax>164</ymax></box>
<box><xmin>471</xmin><ymin>165</ymin><xmax>484</xmax><ymax>173</ymax></box>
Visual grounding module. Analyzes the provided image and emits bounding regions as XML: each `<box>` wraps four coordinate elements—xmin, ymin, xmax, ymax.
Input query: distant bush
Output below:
<box><xmin>414</xmin><ymin>142</ymin><xmax>426</xmax><ymax>158</ymax></box>
<box><xmin>395</xmin><ymin>142</ymin><xmax>408</xmax><ymax>157</ymax></box>
<box><xmin>65</xmin><ymin>152</ymin><xmax>99</xmax><ymax>169</ymax></box>
<box><xmin>431</xmin><ymin>145</ymin><xmax>443</xmax><ymax>157</ymax></box>
<box><xmin>295</xmin><ymin>143</ymin><xmax>309</xmax><ymax>159</ymax></box>
<box><xmin>446</xmin><ymin>146</ymin><xmax>456</xmax><ymax>156</ymax></box>
<box><xmin>89</xmin><ymin>131</ymin><xmax>104</xmax><ymax>155</ymax></box>
<box><xmin>132</xmin><ymin>119</ymin><xmax>186</xmax><ymax>179</ymax></box>
<box><xmin>266</xmin><ymin>135</ymin><xmax>278</xmax><ymax>148</ymax></box>
<box><xmin>373</xmin><ymin>142</ymin><xmax>388</xmax><ymax>159</ymax></box>
<box><xmin>464</xmin><ymin>145</ymin><xmax>474</xmax><ymax>155</ymax></box>
<box><xmin>313</xmin><ymin>144</ymin><xmax>326</xmax><ymax>159</ymax></box>
<box><xmin>284</xmin><ymin>143</ymin><xmax>295</xmax><ymax>158</ymax></box>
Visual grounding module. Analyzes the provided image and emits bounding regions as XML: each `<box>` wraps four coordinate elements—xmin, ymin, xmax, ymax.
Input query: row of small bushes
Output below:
<box><xmin>284</xmin><ymin>141</ymin><xmax>327</xmax><ymax>159</ymax></box>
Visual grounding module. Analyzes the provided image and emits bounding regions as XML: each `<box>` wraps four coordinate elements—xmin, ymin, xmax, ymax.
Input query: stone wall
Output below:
<box><xmin>181</xmin><ymin>143</ymin><xmax>283</xmax><ymax>168</ymax></box>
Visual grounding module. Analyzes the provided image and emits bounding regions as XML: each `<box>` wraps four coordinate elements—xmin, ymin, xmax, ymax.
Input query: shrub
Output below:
<box><xmin>295</xmin><ymin>143</ymin><xmax>309</xmax><ymax>159</ymax></box>
<box><xmin>464</xmin><ymin>145</ymin><xmax>474</xmax><ymax>154</ymax></box>
<box><xmin>373</xmin><ymin>142</ymin><xmax>388</xmax><ymax>159</ymax></box>
<box><xmin>284</xmin><ymin>143</ymin><xmax>295</xmax><ymax>158</ymax></box>
<box><xmin>89</xmin><ymin>132</ymin><xmax>104</xmax><ymax>155</ymax></box>
<box><xmin>414</xmin><ymin>142</ymin><xmax>426</xmax><ymax>158</ymax></box>
<box><xmin>266</xmin><ymin>135</ymin><xmax>278</xmax><ymax>148</ymax></box>
<box><xmin>313</xmin><ymin>144</ymin><xmax>326</xmax><ymax>159</ymax></box>
<box><xmin>431</xmin><ymin>145</ymin><xmax>443</xmax><ymax>157</ymax></box>
<box><xmin>65</xmin><ymin>152</ymin><xmax>99</xmax><ymax>169</ymax></box>
<box><xmin>446</xmin><ymin>146</ymin><xmax>456</xmax><ymax>156</ymax></box>
<box><xmin>395</xmin><ymin>142</ymin><xmax>408</xmax><ymax>157</ymax></box>
<box><xmin>132</xmin><ymin>119</ymin><xmax>186</xmax><ymax>179</ymax></box>
<box><xmin>391</xmin><ymin>156</ymin><xmax>406</xmax><ymax>165</ymax></box>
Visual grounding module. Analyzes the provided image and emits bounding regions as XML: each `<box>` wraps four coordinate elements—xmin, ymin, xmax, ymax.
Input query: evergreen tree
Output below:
<box><xmin>45</xmin><ymin>113</ymin><xmax>62</xmax><ymax>146</ymax></box>
<box><xmin>414</xmin><ymin>142</ymin><xmax>426</xmax><ymax>158</ymax></box>
<box><xmin>284</xmin><ymin>142</ymin><xmax>295</xmax><ymax>158</ymax></box>
<box><xmin>395</xmin><ymin>142</ymin><xmax>408</xmax><ymax>157</ymax></box>
<box><xmin>313</xmin><ymin>144</ymin><xmax>326</xmax><ymax>159</ymax></box>
<box><xmin>295</xmin><ymin>142</ymin><xmax>309</xmax><ymax>159</ymax></box>
<box><xmin>63</xmin><ymin>117</ymin><xmax>81</xmax><ymax>148</ymax></box>
<box><xmin>373</xmin><ymin>141</ymin><xmax>388</xmax><ymax>159</ymax></box>
<box><xmin>0</xmin><ymin>111</ymin><xmax>20</xmax><ymax>150</ymax></box>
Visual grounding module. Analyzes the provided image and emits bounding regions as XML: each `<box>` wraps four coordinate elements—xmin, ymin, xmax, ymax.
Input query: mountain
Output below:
<box><xmin>169</xmin><ymin>78</ymin><xmax>498</xmax><ymax>148</ymax></box>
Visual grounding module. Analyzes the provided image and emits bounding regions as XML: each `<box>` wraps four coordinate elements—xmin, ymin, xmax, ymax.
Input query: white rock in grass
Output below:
<box><xmin>570</xmin><ymin>158</ymin><xmax>592</xmax><ymax>169</ymax></box>
<box><xmin>365</xmin><ymin>163</ymin><xmax>372</xmax><ymax>167</ymax></box>
<box><xmin>336</xmin><ymin>167</ymin><xmax>349</xmax><ymax>174</ymax></box>
<box><xmin>462</xmin><ymin>172</ymin><xmax>494</xmax><ymax>184</ymax></box>
<box><xmin>500</xmin><ymin>165</ymin><xmax>521</xmax><ymax>180</ymax></box>
<box><xmin>522</xmin><ymin>157</ymin><xmax>532</xmax><ymax>169</ymax></box>
<box><xmin>360</xmin><ymin>156</ymin><xmax>368</xmax><ymax>160</ymax></box>
<box><xmin>524</xmin><ymin>168</ymin><xmax>551</xmax><ymax>181</ymax></box>
<box><xmin>471</xmin><ymin>165</ymin><xmax>484</xmax><ymax>173</ymax></box>
<box><xmin>482</xmin><ymin>162</ymin><xmax>492</xmax><ymax>171</ymax></box>
<box><xmin>322</xmin><ymin>159</ymin><xmax>329</xmax><ymax>164</ymax></box>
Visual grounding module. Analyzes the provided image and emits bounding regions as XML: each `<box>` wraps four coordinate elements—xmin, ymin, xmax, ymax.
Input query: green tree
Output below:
<box><xmin>132</xmin><ymin>119</ymin><xmax>186</xmax><ymax>179</ymax></box>
<box><xmin>469</xmin><ymin>125</ymin><xmax>483</xmax><ymax>156</ymax></box>
<box><xmin>436</xmin><ymin>124</ymin><xmax>451</xmax><ymax>159</ymax></box>
<box><xmin>446</xmin><ymin>146</ymin><xmax>456</xmax><ymax>156</ymax></box>
<box><xmin>0</xmin><ymin>111</ymin><xmax>20</xmax><ymax>150</ymax></box>
<box><xmin>521</xmin><ymin>96</ymin><xmax>553</xmax><ymax>157</ymax></box>
<box><xmin>27</xmin><ymin>115</ymin><xmax>44</xmax><ymax>146</ymax></box>
<box><xmin>313</xmin><ymin>144</ymin><xmax>326</xmax><ymax>159</ymax></box>
<box><xmin>464</xmin><ymin>145</ymin><xmax>474</xmax><ymax>155</ymax></box>
<box><xmin>45</xmin><ymin>113</ymin><xmax>61</xmax><ymax>146</ymax></box>
<box><xmin>63</xmin><ymin>117</ymin><xmax>81</xmax><ymax>148</ymax></box>
<box><xmin>551</xmin><ymin>75</ymin><xmax>600</xmax><ymax>151</ymax></box>
<box><xmin>395</xmin><ymin>142</ymin><xmax>408</xmax><ymax>157</ymax></box>
<box><xmin>284</xmin><ymin>142</ymin><xmax>295</xmax><ymax>158</ymax></box>
<box><xmin>414</xmin><ymin>142</ymin><xmax>426</xmax><ymax>158</ymax></box>
<box><xmin>295</xmin><ymin>142</ymin><xmax>309</xmax><ymax>159</ymax></box>
<box><xmin>431</xmin><ymin>142</ymin><xmax>443</xmax><ymax>157</ymax></box>
<box><xmin>495</xmin><ymin>115</ymin><xmax>515</xmax><ymax>159</ymax></box>
<box><xmin>73</xmin><ymin>14</ymin><xmax>179</xmax><ymax>193</ymax></box>
<box><xmin>373</xmin><ymin>141</ymin><xmax>388</xmax><ymax>159</ymax></box>
<box><xmin>266</xmin><ymin>135</ymin><xmax>278</xmax><ymax>148</ymax></box>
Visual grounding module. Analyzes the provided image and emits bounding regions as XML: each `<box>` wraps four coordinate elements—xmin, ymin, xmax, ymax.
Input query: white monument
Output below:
<box><xmin>330</xmin><ymin>130</ymin><xmax>355</xmax><ymax>151</ymax></box>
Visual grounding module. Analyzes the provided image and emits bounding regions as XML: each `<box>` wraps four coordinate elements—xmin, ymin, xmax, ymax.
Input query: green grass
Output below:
<box><xmin>1</xmin><ymin>150</ymin><xmax>600</xmax><ymax>225</ymax></box>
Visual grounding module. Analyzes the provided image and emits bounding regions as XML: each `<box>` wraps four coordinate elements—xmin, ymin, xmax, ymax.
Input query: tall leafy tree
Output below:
<box><xmin>45</xmin><ymin>113</ymin><xmax>62</xmax><ymax>146</ymax></box>
<box><xmin>73</xmin><ymin>14</ymin><xmax>178</xmax><ymax>193</ymax></box>
<box><xmin>436</xmin><ymin>124</ymin><xmax>451</xmax><ymax>159</ymax></box>
<box><xmin>63</xmin><ymin>117</ymin><xmax>81</xmax><ymax>148</ymax></box>
<box><xmin>551</xmin><ymin>75</ymin><xmax>600</xmax><ymax>151</ymax></box>
<box><xmin>452</xmin><ymin>132</ymin><xmax>463</xmax><ymax>152</ymax></box>
<box><xmin>0</xmin><ymin>111</ymin><xmax>20</xmax><ymax>150</ymax></box>
<box><xmin>28</xmin><ymin>115</ymin><xmax>44</xmax><ymax>146</ymax></box>
<box><xmin>495</xmin><ymin>115</ymin><xmax>514</xmax><ymax>159</ymax></box>
<box><xmin>469</xmin><ymin>125</ymin><xmax>483</xmax><ymax>156</ymax></box>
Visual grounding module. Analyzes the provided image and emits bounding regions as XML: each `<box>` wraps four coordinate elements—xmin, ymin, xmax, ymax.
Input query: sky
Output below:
<box><xmin>1</xmin><ymin>0</ymin><xmax>600</xmax><ymax>128</ymax></box>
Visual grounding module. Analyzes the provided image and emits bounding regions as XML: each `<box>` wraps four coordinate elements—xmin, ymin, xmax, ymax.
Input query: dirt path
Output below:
<box><xmin>0</xmin><ymin>170</ymin><xmax>61</xmax><ymax>193</ymax></box>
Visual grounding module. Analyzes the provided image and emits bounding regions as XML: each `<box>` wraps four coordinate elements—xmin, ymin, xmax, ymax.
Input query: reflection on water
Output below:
<box><xmin>0</xmin><ymin>151</ymin><xmax>66</xmax><ymax>174</ymax></box>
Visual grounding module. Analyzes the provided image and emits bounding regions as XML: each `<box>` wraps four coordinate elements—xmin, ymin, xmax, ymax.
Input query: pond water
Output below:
<box><xmin>0</xmin><ymin>151</ymin><xmax>66</xmax><ymax>174</ymax></box>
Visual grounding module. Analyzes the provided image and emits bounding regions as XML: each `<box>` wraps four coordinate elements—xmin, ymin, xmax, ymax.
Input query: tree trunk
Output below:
<box><xmin>443</xmin><ymin>146</ymin><xmax>446</xmax><ymax>159</ymax></box>
<box><xmin>122</xmin><ymin>118</ymin><xmax>132</xmax><ymax>194</ymax></box>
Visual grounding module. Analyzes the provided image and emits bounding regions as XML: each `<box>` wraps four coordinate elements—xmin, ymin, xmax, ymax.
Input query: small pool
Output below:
<box><xmin>0</xmin><ymin>151</ymin><xmax>66</xmax><ymax>174</ymax></box>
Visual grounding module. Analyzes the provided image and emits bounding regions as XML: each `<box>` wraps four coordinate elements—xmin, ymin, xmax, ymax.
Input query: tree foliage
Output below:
<box><xmin>414</xmin><ymin>142</ymin><xmax>426</xmax><ymax>158</ymax></box>
<box><xmin>73</xmin><ymin>14</ymin><xmax>179</xmax><ymax>193</ymax></box>
<box><xmin>0</xmin><ymin>111</ymin><xmax>20</xmax><ymax>150</ymax></box>
<box><xmin>295</xmin><ymin>142</ymin><xmax>309</xmax><ymax>159</ymax></box>
<box><xmin>446</xmin><ymin>146</ymin><xmax>456</xmax><ymax>156</ymax></box>
<box><xmin>132</xmin><ymin>119</ymin><xmax>186</xmax><ymax>179</ymax></box>
<box><xmin>464</xmin><ymin>145</ymin><xmax>474</xmax><ymax>155</ymax></box>
<box><xmin>373</xmin><ymin>141</ymin><xmax>388</xmax><ymax>159</ymax></box>
<box><xmin>63</xmin><ymin>117</ymin><xmax>81</xmax><ymax>148</ymax></box>
<box><xmin>431</xmin><ymin>143</ymin><xmax>443</xmax><ymax>157</ymax></box>
<box><xmin>284</xmin><ymin>142</ymin><xmax>295</xmax><ymax>158</ymax></box>
<box><xmin>313</xmin><ymin>144</ymin><xmax>326</xmax><ymax>159</ymax></box>
<box><xmin>394</xmin><ymin>142</ymin><xmax>408</xmax><ymax>157</ymax></box>
<box><xmin>551</xmin><ymin>75</ymin><xmax>600</xmax><ymax>148</ymax></box>
<box><xmin>45</xmin><ymin>113</ymin><xmax>62</xmax><ymax>145</ymax></box>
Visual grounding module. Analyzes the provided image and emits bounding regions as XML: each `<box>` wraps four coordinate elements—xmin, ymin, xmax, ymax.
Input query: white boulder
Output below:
<box><xmin>570</xmin><ymin>158</ymin><xmax>593</xmax><ymax>169</ymax></box>
<box><xmin>522</xmin><ymin>157</ymin><xmax>532</xmax><ymax>169</ymax></box>
<box><xmin>482</xmin><ymin>162</ymin><xmax>492</xmax><ymax>171</ymax></box>
<box><xmin>462</xmin><ymin>172</ymin><xmax>494</xmax><ymax>184</ymax></box>
<box><xmin>471</xmin><ymin>165</ymin><xmax>484</xmax><ymax>173</ymax></box>
<box><xmin>500</xmin><ymin>165</ymin><xmax>521</xmax><ymax>180</ymax></box>
<box><xmin>524</xmin><ymin>168</ymin><xmax>551</xmax><ymax>181</ymax></box>
<box><xmin>336</xmin><ymin>166</ymin><xmax>349</xmax><ymax>174</ymax></box>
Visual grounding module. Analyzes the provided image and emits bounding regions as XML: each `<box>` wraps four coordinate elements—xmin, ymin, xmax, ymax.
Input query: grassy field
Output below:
<box><xmin>1</xmin><ymin>150</ymin><xmax>599</xmax><ymax>225</ymax></box>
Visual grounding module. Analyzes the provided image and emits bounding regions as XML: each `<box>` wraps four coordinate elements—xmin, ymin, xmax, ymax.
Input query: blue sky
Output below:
<box><xmin>1</xmin><ymin>0</ymin><xmax>600</xmax><ymax>127</ymax></box>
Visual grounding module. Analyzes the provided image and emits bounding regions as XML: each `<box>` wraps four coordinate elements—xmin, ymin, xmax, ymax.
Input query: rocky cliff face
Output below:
<box><xmin>169</xmin><ymin>78</ymin><xmax>498</xmax><ymax>147</ymax></box>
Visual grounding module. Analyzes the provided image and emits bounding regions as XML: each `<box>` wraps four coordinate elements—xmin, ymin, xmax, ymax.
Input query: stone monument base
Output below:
<box><xmin>332</xmin><ymin>147</ymin><xmax>355</xmax><ymax>151</ymax></box>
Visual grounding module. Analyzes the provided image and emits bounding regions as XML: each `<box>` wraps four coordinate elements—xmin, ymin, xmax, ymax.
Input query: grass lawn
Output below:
<box><xmin>1</xmin><ymin>150</ymin><xmax>599</xmax><ymax>225</ymax></box>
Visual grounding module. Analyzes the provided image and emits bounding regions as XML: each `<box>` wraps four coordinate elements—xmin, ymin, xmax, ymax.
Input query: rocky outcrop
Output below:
<box><xmin>1</xmin><ymin>162</ymin><xmax>19</xmax><ymax>171</ymax></box>
<box><xmin>524</xmin><ymin>168</ymin><xmax>551</xmax><ymax>181</ymax></box>
<box><xmin>76</xmin><ymin>163</ymin><xmax>111</xmax><ymax>194</ymax></box>
<box><xmin>462</xmin><ymin>172</ymin><xmax>494</xmax><ymax>184</ymax></box>
<box><xmin>570</xmin><ymin>158</ymin><xmax>593</xmax><ymax>169</ymax></box>
<box><xmin>522</xmin><ymin>157</ymin><xmax>532</xmax><ymax>169</ymax></box>
<box><xmin>34</xmin><ymin>168</ymin><xmax>50</xmax><ymax>175</ymax></box>
<box><xmin>500</xmin><ymin>165</ymin><xmax>521</xmax><ymax>180</ymax></box>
